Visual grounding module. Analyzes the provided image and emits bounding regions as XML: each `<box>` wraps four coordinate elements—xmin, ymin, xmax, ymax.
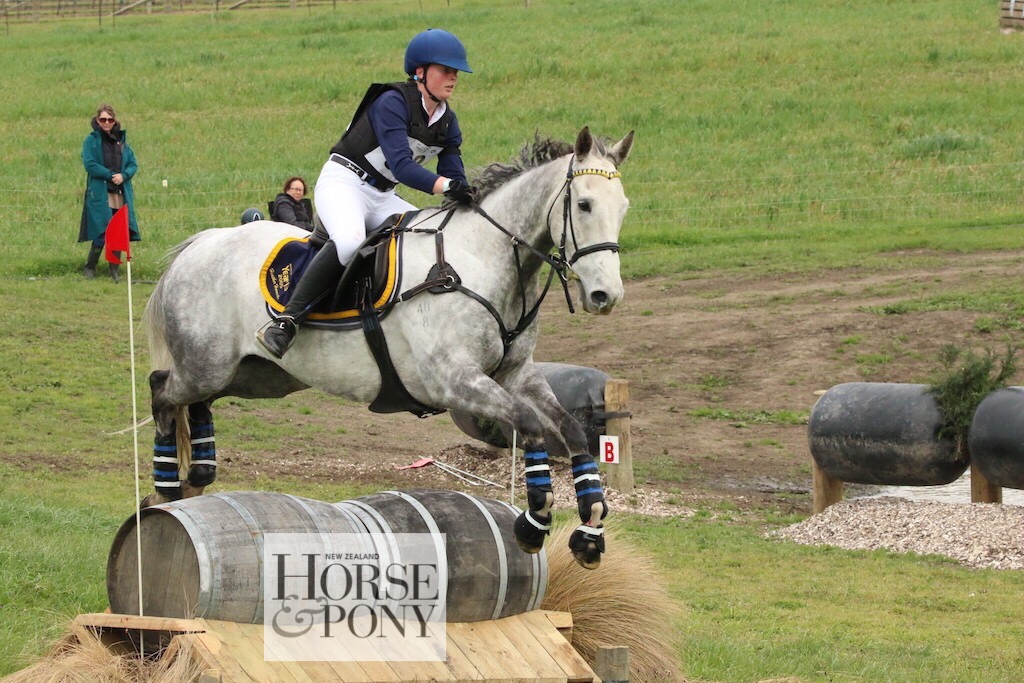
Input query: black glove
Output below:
<box><xmin>444</xmin><ymin>179</ymin><xmax>477</xmax><ymax>206</ymax></box>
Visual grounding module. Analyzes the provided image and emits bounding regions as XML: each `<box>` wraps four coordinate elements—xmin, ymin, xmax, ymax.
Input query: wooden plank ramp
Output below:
<box><xmin>74</xmin><ymin>611</ymin><xmax>596</xmax><ymax>683</ymax></box>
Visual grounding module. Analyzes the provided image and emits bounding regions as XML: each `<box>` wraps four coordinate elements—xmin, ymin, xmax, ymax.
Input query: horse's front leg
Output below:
<box><xmin>424</xmin><ymin>368</ymin><xmax>561</xmax><ymax>554</ymax></box>
<box><xmin>506</xmin><ymin>367</ymin><xmax>608</xmax><ymax>569</ymax></box>
<box><xmin>514</xmin><ymin>445</ymin><xmax>555</xmax><ymax>556</ymax></box>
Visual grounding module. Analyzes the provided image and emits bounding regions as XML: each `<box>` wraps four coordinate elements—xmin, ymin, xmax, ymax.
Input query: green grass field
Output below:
<box><xmin>3</xmin><ymin>1</ymin><xmax>1024</xmax><ymax>680</ymax></box>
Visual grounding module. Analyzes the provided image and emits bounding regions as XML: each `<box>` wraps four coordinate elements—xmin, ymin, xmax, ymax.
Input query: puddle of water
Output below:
<box><xmin>861</xmin><ymin>470</ymin><xmax>1024</xmax><ymax>506</ymax></box>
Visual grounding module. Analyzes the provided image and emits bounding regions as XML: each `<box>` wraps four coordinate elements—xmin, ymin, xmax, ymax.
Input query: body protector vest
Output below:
<box><xmin>331</xmin><ymin>81</ymin><xmax>456</xmax><ymax>189</ymax></box>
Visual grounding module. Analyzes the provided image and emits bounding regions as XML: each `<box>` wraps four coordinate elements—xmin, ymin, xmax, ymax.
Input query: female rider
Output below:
<box><xmin>257</xmin><ymin>28</ymin><xmax>475</xmax><ymax>358</ymax></box>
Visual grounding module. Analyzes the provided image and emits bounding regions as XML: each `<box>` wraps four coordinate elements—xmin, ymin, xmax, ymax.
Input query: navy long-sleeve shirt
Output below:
<box><xmin>368</xmin><ymin>89</ymin><xmax>466</xmax><ymax>194</ymax></box>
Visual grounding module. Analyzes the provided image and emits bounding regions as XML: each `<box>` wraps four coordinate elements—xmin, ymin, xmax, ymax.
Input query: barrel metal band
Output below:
<box><xmin>454</xmin><ymin>491</ymin><xmax>509</xmax><ymax>620</ymax></box>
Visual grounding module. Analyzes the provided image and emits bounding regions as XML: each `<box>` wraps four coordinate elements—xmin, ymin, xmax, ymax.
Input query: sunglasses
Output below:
<box><xmin>98</xmin><ymin>117</ymin><xmax>115</xmax><ymax>123</ymax></box>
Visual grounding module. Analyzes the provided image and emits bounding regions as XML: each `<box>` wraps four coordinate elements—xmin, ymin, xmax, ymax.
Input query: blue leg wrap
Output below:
<box><xmin>568</xmin><ymin>453</ymin><xmax>608</xmax><ymax>568</ymax></box>
<box><xmin>523</xmin><ymin>450</ymin><xmax>552</xmax><ymax>512</ymax></box>
<box><xmin>514</xmin><ymin>450</ymin><xmax>553</xmax><ymax>553</ymax></box>
<box><xmin>153</xmin><ymin>430</ymin><xmax>181</xmax><ymax>501</ymax></box>
<box><xmin>571</xmin><ymin>453</ymin><xmax>607</xmax><ymax>524</ymax></box>
<box><xmin>187</xmin><ymin>409</ymin><xmax>217</xmax><ymax>487</ymax></box>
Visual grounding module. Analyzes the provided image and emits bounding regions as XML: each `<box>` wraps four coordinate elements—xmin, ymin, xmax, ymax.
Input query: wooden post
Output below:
<box><xmin>595</xmin><ymin>645</ymin><xmax>630</xmax><ymax>682</ymax></box>
<box><xmin>603</xmin><ymin>379</ymin><xmax>634</xmax><ymax>494</ymax></box>
<box><xmin>970</xmin><ymin>462</ymin><xmax>1002</xmax><ymax>504</ymax></box>
<box><xmin>811</xmin><ymin>459</ymin><xmax>843</xmax><ymax>514</ymax></box>
<box><xmin>810</xmin><ymin>389</ymin><xmax>842</xmax><ymax>514</ymax></box>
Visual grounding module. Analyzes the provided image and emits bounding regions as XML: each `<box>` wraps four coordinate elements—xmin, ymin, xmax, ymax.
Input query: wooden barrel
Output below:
<box><xmin>335</xmin><ymin>489</ymin><xmax>547</xmax><ymax>622</ymax></box>
<box><xmin>809</xmin><ymin>382</ymin><xmax>967</xmax><ymax>485</ymax></box>
<box><xmin>107</xmin><ymin>491</ymin><xmax>360</xmax><ymax>623</ymax></box>
<box><xmin>969</xmin><ymin>387</ymin><xmax>1024</xmax><ymax>488</ymax></box>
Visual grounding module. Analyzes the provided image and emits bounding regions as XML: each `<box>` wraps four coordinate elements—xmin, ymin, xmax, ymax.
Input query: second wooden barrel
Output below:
<box><xmin>969</xmin><ymin>387</ymin><xmax>1024</xmax><ymax>489</ymax></box>
<box><xmin>449</xmin><ymin>362</ymin><xmax>610</xmax><ymax>457</ymax></box>
<box><xmin>335</xmin><ymin>489</ymin><xmax>547</xmax><ymax>622</ymax></box>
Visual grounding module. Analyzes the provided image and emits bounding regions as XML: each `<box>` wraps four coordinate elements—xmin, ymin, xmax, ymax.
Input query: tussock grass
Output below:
<box><xmin>542</xmin><ymin>524</ymin><xmax>684</xmax><ymax>683</ymax></box>
<box><xmin>0</xmin><ymin>622</ymin><xmax>202</xmax><ymax>683</ymax></box>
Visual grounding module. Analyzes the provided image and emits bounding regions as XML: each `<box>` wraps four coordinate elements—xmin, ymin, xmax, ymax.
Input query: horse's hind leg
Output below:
<box><xmin>144</xmin><ymin>370</ymin><xmax>217</xmax><ymax>507</ymax></box>
<box><xmin>144</xmin><ymin>370</ymin><xmax>182</xmax><ymax>507</ymax></box>
<box><xmin>185</xmin><ymin>401</ymin><xmax>217</xmax><ymax>492</ymax></box>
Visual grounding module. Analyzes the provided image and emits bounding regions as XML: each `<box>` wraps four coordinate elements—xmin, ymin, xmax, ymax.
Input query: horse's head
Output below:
<box><xmin>555</xmin><ymin>127</ymin><xmax>634</xmax><ymax>315</ymax></box>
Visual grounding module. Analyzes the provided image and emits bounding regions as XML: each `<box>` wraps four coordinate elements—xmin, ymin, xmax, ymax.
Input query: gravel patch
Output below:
<box><xmin>771</xmin><ymin>497</ymin><xmax>1024</xmax><ymax>571</ymax></box>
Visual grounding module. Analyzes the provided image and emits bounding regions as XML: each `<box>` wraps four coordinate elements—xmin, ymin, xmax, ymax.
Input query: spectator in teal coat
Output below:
<box><xmin>78</xmin><ymin>103</ymin><xmax>140</xmax><ymax>282</ymax></box>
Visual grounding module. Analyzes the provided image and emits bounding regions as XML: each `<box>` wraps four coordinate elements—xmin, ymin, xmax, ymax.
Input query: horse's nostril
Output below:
<box><xmin>590</xmin><ymin>291</ymin><xmax>610</xmax><ymax>308</ymax></box>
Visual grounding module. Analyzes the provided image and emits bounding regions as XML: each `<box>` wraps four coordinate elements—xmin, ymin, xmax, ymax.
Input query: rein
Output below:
<box><xmin>398</xmin><ymin>160</ymin><xmax>623</xmax><ymax>372</ymax></box>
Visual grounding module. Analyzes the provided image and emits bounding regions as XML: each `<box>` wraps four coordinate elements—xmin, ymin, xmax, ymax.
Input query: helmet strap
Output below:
<box><xmin>417</xmin><ymin>64</ymin><xmax>442</xmax><ymax>104</ymax></box>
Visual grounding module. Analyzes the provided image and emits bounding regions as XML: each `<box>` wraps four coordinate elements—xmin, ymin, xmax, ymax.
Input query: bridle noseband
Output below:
<box><xmin>558</xmin><ymin>163</ymin><xmax>623</xmax><ymax>268</ymax></box>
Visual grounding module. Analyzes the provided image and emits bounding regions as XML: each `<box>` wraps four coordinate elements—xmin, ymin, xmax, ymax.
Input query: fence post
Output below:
<box><xmin>603</xmin><ymin>379</ymin><xmax>634</xmax><ymax>494</ymax></box>
<box><xmin>970</xmin><ymin>462</ymin><xmax>1002</xmax><ymax>503</ymax></box>
<box><xmin>811</xmin><ymin>459</ymin><xmax>843</xmax><ymax>513</ymax></box>
<box><xmin>595</xmin><ymin>645</ymin><xmax>630</xmax><ymax>682</ymax></box>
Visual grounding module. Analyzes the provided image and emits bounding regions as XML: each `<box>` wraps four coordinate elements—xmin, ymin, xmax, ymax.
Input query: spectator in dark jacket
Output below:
<box><xmin>271</xmin><ymin>176</ymin><xmax>314</xmax><ymax>231</ymax></box>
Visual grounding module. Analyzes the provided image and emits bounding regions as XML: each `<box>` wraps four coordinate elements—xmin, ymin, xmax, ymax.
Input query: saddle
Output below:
<box><xmin>258</xmin><ymin>211</ymin><xmax>444</xmax><ymax>417</ymax></box>
<box><xmin>259</xmin><ymin>215</ymin><xmax>407</xmax><ymax>330</ymax></box>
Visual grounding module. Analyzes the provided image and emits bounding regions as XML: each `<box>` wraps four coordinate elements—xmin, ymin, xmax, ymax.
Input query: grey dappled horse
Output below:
<box><xmin>144</xmin><ymin>127</ymin><xmax>634</xmax><ymax>569</ymax></box>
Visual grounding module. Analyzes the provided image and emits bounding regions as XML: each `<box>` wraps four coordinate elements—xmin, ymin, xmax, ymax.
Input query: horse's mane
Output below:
<box><xmin>472</xmin><ymin>134</ymin><xmax>580</xmax><ymax>200</ymax></box>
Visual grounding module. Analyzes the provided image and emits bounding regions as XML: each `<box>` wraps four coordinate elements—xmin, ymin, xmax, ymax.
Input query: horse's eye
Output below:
<box><xmin>577</xmin><ymin>199</ymin><xmax>592</xmax><ymax>213</ymax></box>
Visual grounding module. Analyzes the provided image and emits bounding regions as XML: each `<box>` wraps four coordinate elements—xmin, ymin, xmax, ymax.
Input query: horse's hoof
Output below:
<box><xmin>514</xmin><ymin>510</ymin><xmax>551</xmax><ymax>554</ymax></box>
<box><xmin>569</xmin><ymin>524</ymin><xmax>606</xmax><ymax>570</ymax></box>
<box><xmin>187</xmin><ymin>464</ymin><xmax>216</xmax><ymax>488</ymax></box>
<box><xmin>181</xmin><ymin>482</ymin><xmax>205</xmax><ymax>499</ymax></box>
<box><xmin>140</xmin><ymin>492</ymin><xmax>170</xmax><ymax>509</ymax></box>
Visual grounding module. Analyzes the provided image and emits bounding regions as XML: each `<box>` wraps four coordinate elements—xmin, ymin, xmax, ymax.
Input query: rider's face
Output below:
<box><xmin>418</xmin><ymin>64</ymin><xmax>458</xmax><ymax>101</ymax></box>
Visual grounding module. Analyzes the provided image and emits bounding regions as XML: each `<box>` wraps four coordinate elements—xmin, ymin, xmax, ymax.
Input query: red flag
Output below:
<box><xmin>105</xmin><ymin>205</ymin><xmax>130</xmax><ymax>265</ymax></box>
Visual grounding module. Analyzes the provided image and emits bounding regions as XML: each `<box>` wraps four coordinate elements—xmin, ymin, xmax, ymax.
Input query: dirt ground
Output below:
<box><xmin>221</xmin><ymin>249</ymin><xmax>1024</xmax><ymax>517</ymax></box>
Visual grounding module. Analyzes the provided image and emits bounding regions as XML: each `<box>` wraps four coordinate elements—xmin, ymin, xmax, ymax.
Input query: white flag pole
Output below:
<box><xmin>123</xmin><ymin>255</ymin><xmax>145</xmax><ymax>622</ymax></box>
<box><xmin>114</xmin><ymin>239</ymin><xmax>146</xmax><ymax>659</ymax></box>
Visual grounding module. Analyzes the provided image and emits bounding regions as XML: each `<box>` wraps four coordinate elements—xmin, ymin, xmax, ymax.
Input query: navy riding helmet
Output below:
<box><xmin>404</xmin><ymin>29</ymin><xmax>473</xmax><ymax>75</ymax></box>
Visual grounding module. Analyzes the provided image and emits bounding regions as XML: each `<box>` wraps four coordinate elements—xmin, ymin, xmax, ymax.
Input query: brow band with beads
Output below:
<box><xmin>570</xmin><ymin>168</ymin><xmax>622</xmax><ymax>180</ymax></box>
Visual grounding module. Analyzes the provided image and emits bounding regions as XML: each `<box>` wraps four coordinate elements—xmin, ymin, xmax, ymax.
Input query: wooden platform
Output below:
<box><xmin>75</xmin><ymin>611</ymin><xmax>597</xmax><ymax>683</ymax></box>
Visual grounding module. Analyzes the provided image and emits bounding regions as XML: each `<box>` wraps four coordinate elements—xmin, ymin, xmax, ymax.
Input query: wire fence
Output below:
<box><xmin>1</xmin><ymin>0</ymin><xmax>374</xmax><ymax>23</ymax></box>
<box><xmin>3</xmin><ymin>157</ymin><xmax>1022</xmax><ymax>266</ymax></box>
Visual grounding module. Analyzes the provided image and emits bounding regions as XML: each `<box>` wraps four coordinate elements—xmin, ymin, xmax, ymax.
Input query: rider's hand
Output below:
<box><xmin>443</xmin><ymin>179</ymin><xmax>478</xmax><ymax>206</ymax></box>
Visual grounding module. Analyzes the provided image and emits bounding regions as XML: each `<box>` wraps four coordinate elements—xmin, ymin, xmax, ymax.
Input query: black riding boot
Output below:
<box><xmin>256</xmin><ymin>241</ymin><xmax>343</xmax><ymax>359</ymax></box>
<box><xmin>83</xmin><ymin>244</ymin><xmax>103</xmax><ymax>279</ymax></box>
<box><xmin>109</xmin><ymin>252</ymin><xmax>122</xmax><ymax>283</ymax></box>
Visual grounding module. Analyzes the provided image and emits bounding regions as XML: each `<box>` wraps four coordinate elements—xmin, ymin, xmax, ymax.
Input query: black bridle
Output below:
<box><xmin>399</xmin><ymin>160</ymin><xmax>624</xmax><ymax>370</ymax></box>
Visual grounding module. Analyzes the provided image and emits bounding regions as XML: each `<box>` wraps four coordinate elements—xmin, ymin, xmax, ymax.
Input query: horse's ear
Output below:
<box><xmin>574</xmin><ymin>126</ymin><xmax>593</xmax><ymax>159</ymax></box>
<box><xmin>609</xmin><ymin>130</ymin><xmax>635</xmax><ymax>167</ymax></box>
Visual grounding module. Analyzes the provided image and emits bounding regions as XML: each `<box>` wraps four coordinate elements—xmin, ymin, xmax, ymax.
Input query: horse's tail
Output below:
<box><xmin>143</xmin><ymin>235</ymin><xmax>206</xmax><ymax>485</ymax></box>
<box><xmin>175</xmin><ymin>405</ymin><xmax>192</xmax><ymax>478</ymax></box>
<box><xmin>143</xmin><ymin>235</ymin><xmax>203</xmax><ymax>373</ymax></box>
<box><xmin>143</xmin><ymin>284</ymin><xmax>172</xmax><ymax>373</ymax></box>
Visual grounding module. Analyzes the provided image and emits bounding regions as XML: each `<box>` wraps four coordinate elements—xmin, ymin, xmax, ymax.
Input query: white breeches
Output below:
<box><xmin>313</xmin><ymin>159</ymin><xmax>418</xmax><ymax>266</ymax></box>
